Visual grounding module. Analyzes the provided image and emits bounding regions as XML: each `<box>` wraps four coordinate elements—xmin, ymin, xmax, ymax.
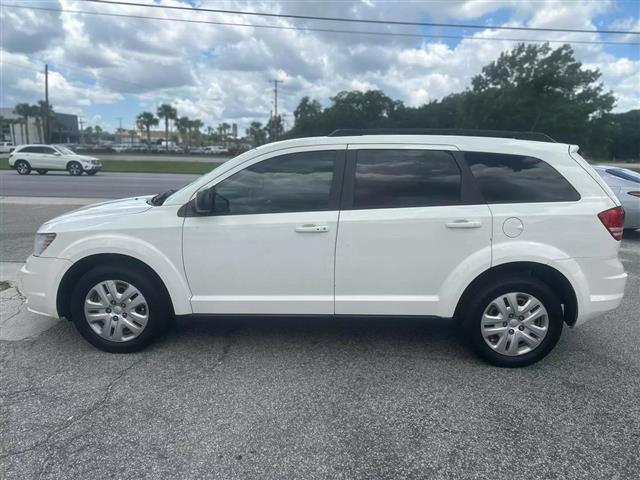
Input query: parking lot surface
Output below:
<box><xmin>1</xmin><ymin>203</ymin><xmax>639</xmax><ymax>479</ymax></box>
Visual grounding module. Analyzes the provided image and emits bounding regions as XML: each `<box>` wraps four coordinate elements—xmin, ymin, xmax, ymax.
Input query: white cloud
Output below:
<box><xmin>0</xmin><ymin>0</ymin><xmax>637</xmax><ymax>132</ymax></box>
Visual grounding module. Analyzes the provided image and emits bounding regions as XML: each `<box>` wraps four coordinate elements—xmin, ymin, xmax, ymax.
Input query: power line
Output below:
<box><xmin>87</xmin><ymin>0</ymin><xmax>640</xmax><ymax>36</ymax></box>
<box><xmin>3</xmin><ymin>4</ymin><xmax>639</xmax><ymax>47</ymax></box>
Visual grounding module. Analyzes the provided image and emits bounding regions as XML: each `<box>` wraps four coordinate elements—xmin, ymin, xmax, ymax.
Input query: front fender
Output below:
<box><xmin>55</xmin><ymin>233</ymin><xmax>192</xmax><ymax>315</ymax></box>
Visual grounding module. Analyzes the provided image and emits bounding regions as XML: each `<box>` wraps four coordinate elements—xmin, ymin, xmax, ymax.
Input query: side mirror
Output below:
<box><xmin>53</xmin><ymin>152</ymin><xmax>61</xmax><ymax>156</ymax></box>
<box><xmin>194</xmin><ymin>189</ymin><xmax>215</xmax><ymax>214</ymax></box>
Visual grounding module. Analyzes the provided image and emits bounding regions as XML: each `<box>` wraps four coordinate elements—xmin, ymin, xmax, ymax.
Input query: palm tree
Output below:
<box><xmin>29</xmin><ymin>104</ymin><xmax>44</xmax><ymax>143</ymax></box>
<box><xmin>37</xmin><ymin>100</ymin><xmax>55</xmax><ymax>144</ymax></box>
<box><xmin>157</xmin><ymin>104</ymin><xmax>177</xmax><ymax>151</ymax></box>
<box><xmin>14</xmin><ymin>103</ymin><xmax>31</xmax><ymax>143</ymax></box>
<box><xmin>136</xmin><ymin>111</ymin><xmax>159</xmax><ymax>144</ymax></box>
<box><xmin>190</xmin><ymin>119</ymin><xmax>203</xmax><ymax>146</ymax></box>
<box><xmin>175</xmin><ymin>116</ymin><xmax>190</xmax><ymax>149</ymax></box>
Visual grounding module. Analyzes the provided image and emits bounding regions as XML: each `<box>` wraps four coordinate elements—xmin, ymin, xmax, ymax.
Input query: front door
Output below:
<box><xmin>182</xmin><ymin>146</ymin><xmax>345</xmax><ymax>315</ymax></box>
<box><xmin>335</xmin><ymin>145</ymin><xmax>493</xmax><ymax>317</ymax></box>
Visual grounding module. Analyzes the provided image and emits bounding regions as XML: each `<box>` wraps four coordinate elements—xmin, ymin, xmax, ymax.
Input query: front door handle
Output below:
<box><xmin>445</xmin><ymin>219</ymin><xmax>482</xmax><ymax>229</ymax></box>
<box><xmin>295</xmin><ymin>224</ymin><xmax>329</xmax><ymax>233</ymax></box>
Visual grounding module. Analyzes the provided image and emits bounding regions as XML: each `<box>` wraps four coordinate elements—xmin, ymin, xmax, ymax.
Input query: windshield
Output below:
<box><xmin>54</xmin><ymin>145</ymin><xmax>76</xmax><ymax>155</ymax></box>
<box><xmin>606</xmin><ymin>168</ymin><xmax>640</xmax><ymax>184</ymax></box>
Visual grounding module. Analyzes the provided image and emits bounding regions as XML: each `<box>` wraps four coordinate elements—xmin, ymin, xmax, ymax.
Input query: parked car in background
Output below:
<box><xmin>593</xmin><ymin>165</ymin><xmax>640</xmax><ymax>230</ymax></box>
<box><xmin>0</xmin><ymin>141</ymin><xmax>15</xmax><ymax>153</ymax></box>
<box><xmin>20</xmin><ymin>130</ymin><xmax>627</xmax><ymax>367</ymax></box>
<box><xmin>9</xmin><ymin>144</ymin><xmax>102</xmax><ymax>176</ymax></box>
<box><xmin>204</xmin><ymin>145</ymin><xmax>228</xmax><ymax>155</ymax></box>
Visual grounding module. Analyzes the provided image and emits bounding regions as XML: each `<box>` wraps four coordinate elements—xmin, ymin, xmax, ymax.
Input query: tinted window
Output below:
<box><xmin>210</xmin><ymin>150</ymin><xmax>336</xmax><ymax>215</ymax></box>
<box><xmin>353</xmin><ymin>149</ymin><xmax>461</xmax><ymax>209</ymax></box>
<box><xmin>19</xmin><ymin>146</ymin><xmax>37</xmax><ymax>153</ymax></box>
<box><xmin>466</xmin><ymin>152</ymin><xmax>580</xmax><ymax>203</ymax></box>
<box><xmin>40</xmin><ymin>147</ymin><xmax>56</xmax><ymax>154</ymax></box>
<box><xmin>606</xmin><ymin>168</ymin><xmax>640</xmax><ymax>184</ymax></box>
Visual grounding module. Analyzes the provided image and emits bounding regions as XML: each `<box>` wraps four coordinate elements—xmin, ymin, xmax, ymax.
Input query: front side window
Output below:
<box><xmin>41</xmin><ymin>147</ymin><xmax>57</xmax><ymax>154</ymax></box>
<box><xmin>352</xmin><ymin>149</ymin><xmax>462</xmax><ymax>209</ymax></box>
<box><xmin>466</xmin><ymin>152</ymin><xmax>580</xmax><ymax>203</ymax></box>
<box><xmin>208</xmin><ymin>150</ymin><xmax>337</xmax><ymax>215</ymax></box>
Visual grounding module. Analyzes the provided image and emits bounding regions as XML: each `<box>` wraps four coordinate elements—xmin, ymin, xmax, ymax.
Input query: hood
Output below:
<box><xmin>39</xmin><ymin>196</ymin><xmax>154</xmax><ymax>232</ymax></box>
<box><xmin>74</xmin><ymin>154</ymin><xmax>99</xmax><ymax>162</ymax></box>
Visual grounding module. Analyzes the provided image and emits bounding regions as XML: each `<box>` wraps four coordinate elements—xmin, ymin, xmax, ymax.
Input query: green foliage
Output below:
<box><xmin>286</xmin><ymin>43</ymin><xmax>632</xmax><ymax>158</ymax></box>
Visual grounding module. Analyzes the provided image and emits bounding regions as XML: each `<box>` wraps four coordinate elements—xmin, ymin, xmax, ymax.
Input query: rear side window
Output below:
<box><xmin>18</xmin><ymin>146</ymin><xmax>37</xmax><ymax>153</ymax></box>
<box><xmin>465</xmin><ymin>152</ymin><xmax>580</xmax><ymax>203</ymax></box>
<box><xmin>606</xmin><ymin>168</ymin><xmax>640</xmax><ymax>184</ymax></box>
<box><xmin>210</xmin><ymin>150</ymin><xmax>337</xmax><ymax>215</ymax></box>
<box><xmin>353</xmin><ymin>149</ymin><xmax>461</xmax><ymax>209</ymax></box>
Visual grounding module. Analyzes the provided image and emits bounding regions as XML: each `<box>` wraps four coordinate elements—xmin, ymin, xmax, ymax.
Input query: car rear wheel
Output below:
<box><xmin>67</xmin><ymin>161</ymin><xmax>83</xmax><ymax>176</ymax></box>
<box><xmin>70</xmin><ymin>264</ymin><xmax>170</xmax><ymax>352</ymax></box>
<box><xmin>36</xmin><ymin>169</ymin><xmax>48</xmax><ymax>175</ymax></box>
<box><xmin>15</xmin><ymin>160</ymin><xmax>31</xmax><ymax>175</ymax></box>
<box><xmin>462</xmin><ymin>276</ymin><xmax>563</xmax><ymax>367</ymax></box>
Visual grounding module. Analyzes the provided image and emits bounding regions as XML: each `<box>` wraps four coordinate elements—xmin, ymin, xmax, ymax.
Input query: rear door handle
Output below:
<box><xmin>295</xmin><ymin>224</ymin><xmax>329</xmax><ymax>233</ymax></box>
<box><xmin>445</xmin><ymin>219</ymin><xmax>482</xmax><ymax>229</ymax></box>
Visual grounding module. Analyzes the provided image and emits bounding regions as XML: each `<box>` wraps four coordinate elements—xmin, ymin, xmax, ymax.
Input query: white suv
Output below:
<box><xmin>9</xmin><ymin>144</ymin><xmax>102</xmax><ymax>175</ymax></box>
<box><xmin>19</xmin><ymin>131</ymin><xmax>627</xmax><ymax>367</ymax></box>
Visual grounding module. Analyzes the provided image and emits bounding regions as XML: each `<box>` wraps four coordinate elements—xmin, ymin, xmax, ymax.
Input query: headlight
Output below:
<box><xmin>34</xmin><ymin>233</ymin><xmax>56</xmax><ymax>256</ymax></box>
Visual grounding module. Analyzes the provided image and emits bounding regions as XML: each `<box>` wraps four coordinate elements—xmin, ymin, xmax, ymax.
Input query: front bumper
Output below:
<box><xmin>84</xmin><ymin>162</ymin><xmax>102</xmax><ymax>172</ymax></box>
<box><xmin>19</xmin><ymin>256</ymin><xmax>72</xmax><ymax>318</ymax></box>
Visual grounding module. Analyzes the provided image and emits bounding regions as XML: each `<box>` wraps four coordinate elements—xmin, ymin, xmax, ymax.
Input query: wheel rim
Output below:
<box><xmin>17</xmin><ymin>162</ymin><xmax>28</xmax><ymax>173</ymax></box>
<box><xmin>69</xmin><ymin>163</ymin><xmax>81</xmax><ymax>175</ymax></box>
<box><xmin>480</xmin><ymin>292</ymin><xmax>549</xmax><ymax>356</ymax></box>
<box><xmin>84</xmin><ymin>280</ymin><xmax>149</xmax><ymax>342</ymax></box>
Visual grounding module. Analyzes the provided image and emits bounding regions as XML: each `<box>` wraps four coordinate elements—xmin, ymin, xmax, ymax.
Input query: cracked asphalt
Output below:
<box><xmin>1</xmin><ymin>203</ymin><xmax>639</xmax><ymax>479</ymax></box>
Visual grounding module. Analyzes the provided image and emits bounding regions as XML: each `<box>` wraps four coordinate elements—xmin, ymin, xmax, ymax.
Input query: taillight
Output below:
<box><xmin>598</xmin><ymin>206</ymin><xmax>625</xmax><ymax>241</ymax></box>
<box><xmin>628</xmin><ymin>191</ymin><xmax>640</xmax><ymax>198</ymax></box>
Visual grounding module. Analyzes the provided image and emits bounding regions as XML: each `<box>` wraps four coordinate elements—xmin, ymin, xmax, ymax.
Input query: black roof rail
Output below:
<box><xmin>327</xmin><ymin>128</ymin><xmax>557</xmax><ymax>143</ymax></box>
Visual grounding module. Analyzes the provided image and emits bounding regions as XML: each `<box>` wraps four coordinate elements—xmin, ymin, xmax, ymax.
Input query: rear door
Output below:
<box><xmin>335</xmin><ymin>145</ymin><xmax>492</xmax><ymax>317</ymax></box>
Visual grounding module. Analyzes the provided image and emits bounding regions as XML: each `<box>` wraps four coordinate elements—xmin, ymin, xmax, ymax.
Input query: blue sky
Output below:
<box><xmin>1</xmin><ymin>0</ymin><xmax>638</xmax><ymax>133</ymax></box>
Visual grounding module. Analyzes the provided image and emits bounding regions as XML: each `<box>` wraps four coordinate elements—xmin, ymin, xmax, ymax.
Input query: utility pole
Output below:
<box><xmin>271</xmin><ymin>79</ymin><xmax>283</xmax><ymax>118</ymax></box>
<box><xmin>44</xmin><ymin>64</ymin><xmax>50</xmax><ymax>144</ymax></box>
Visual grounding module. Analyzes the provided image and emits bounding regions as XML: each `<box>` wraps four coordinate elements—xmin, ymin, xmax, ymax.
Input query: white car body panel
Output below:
<box><xmin>20</xmin><ymin>134</ymin><xmax>626</xmax><ymax>329</ymax></box>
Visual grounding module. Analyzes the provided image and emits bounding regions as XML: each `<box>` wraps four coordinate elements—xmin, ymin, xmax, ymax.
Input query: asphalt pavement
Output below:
<box><xmin>0</xmin><ymin>170</ymin><xmax>199</xmax><ymax>199</ymax></box>
<box><xmin>1</xmin><ymin>202</ymin><xmax>639</xmax><ymax>479</ymax></box>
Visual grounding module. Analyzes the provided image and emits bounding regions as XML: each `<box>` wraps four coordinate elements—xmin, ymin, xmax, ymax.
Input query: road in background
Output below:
<box><xmin>0</xmin><ymin>171</ymin><xmax>199</xmax><ymax>199</ymax></box>
<box><xmin>0</xmin><ymin>152</ymin><xmax>233</xmax><ymax>163</ymax></box>
<box><xmin>1</xmin><ymin>200</ymin><xmax>639</xmax><ymax>479</ymax></box>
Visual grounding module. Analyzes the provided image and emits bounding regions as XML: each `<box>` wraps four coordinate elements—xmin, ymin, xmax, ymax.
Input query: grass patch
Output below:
<box><xmin>0</xmin><ymin>158</ymin><xmax>221</xmax><ymax>174</ymax></box>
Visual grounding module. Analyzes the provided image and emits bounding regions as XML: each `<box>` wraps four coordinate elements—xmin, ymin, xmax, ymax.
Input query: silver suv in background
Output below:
<box><xmin>594</xmin><ymin>166</ymin><xmax>640</xmax><ymax>230</ymax></box>
<box><xmin>9</xmin><ymin>144</ymin><xmax>102</xmax><ymax>176</ymax></box>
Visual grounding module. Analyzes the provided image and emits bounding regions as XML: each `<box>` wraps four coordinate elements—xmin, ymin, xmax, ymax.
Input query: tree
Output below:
<box><xmin>13</xmin><ymin>103</ymin><xmax>31</xmax><ymax>143</ymax></box>
<box><xmin>136</xmin><ymin>111</ymin><xmax>159</xmax><ymax>144</ymax></box>
<box><xmin>175</xmin><ymin>116</ymin><xmax>191</xmax><ymax>149</ymax></box>
<box><xmin>265</xmin><ymin>115</ymin><xmax>284</xmax><ymax>142</ymax></box>
<box><xmin>468</xmin><ymin>43</ymin><xmax>615</xmax><ymax>153</ymax></box>
<box><xmin>157</xmin><ymin>104</ymin><xmax>177</xmax><ymax>151</ymax></box>
<box><xmin>190</xmin><ymin>119</ymin><xmax>203</xmax><ymax>146</ymax></box>
<box><xmin>246</xmin><ymin>121</ymin><xmax>267</xmax><ymax>146</ymax></box>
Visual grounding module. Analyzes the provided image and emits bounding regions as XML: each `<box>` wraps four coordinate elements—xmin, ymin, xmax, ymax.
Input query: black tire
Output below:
<box><xmin>461</xmin><ymin>275</ymin><xmax>563</xmax><ymax>367</ymax></box>
<box><xmin>36</xmin><ymin>169</ymin><xmax>48</xmax><ymax>175</ymax></box>
<box><xmin>15</xmin><ymin>160</ymin><xmax>31</xmax><ymax>175</ymax></box>
<box><xmin>70</xmin><ymin>264</ymin><xmax>171</xmax><ymax>353</ymax></box>
<box><xmin>67</xmin><ymin>161</ymin><xmax>83</xmax><ymax>176</ymax></box>
<box><xmin>86</xmin><ymin>170</ymin><xmax>98</xmax><ymax>176</ymax></box>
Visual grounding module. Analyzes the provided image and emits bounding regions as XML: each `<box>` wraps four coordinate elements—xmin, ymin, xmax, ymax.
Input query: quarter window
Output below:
<box><xmin>466</xmin><ymin>152</ymin><xmax>580</xmax><ymax>203</ymax></box>
<box><xmin>209</xmin><ymin>150</ymin><xmax>337</xmax><ymax>215</ymax></box>
<box><xmin>352</xmin><ymin>149</ymin><xmax>462</xmax><ymax>209</ymax></box>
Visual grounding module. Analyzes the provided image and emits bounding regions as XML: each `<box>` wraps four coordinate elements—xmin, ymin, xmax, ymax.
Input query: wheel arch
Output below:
<box><xmin>454</xmin><ymin>262</ymin><xmax>578</xmax><ymax>326</ymax></box>
<box><xmin>57</xmin><ymin>253</ymin><xmax>176</xmax><ymax>320</ymax></box>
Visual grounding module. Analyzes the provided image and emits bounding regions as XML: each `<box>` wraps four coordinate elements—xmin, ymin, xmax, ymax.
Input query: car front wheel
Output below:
<box><xmin>67</xmin><ymin>161</ymin><xmax>83</xmax><ymax>176</ymax></box>
<box><xmin>462</xmin><ymin>276</ymin><xmax>563</xmax><ymax>367</ymax></box>
<box><xmin>70</xmin><ymin>264</ymin><xmax>170</xmax><ymax>352</ymax></box>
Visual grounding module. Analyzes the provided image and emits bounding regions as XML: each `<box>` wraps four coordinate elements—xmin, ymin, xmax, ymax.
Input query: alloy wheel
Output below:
<box><xmin>84</xmin><ymin>280</ymin><xmax>149</xmax><ymax>342</ymax></box>
<box><xmin>480</xmin><ymin>292</ymin><xmax>549</xmax><ymax>356</ymax></box>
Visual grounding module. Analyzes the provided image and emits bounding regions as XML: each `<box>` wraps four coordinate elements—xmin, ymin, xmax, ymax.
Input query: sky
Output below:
<box><xmin>1</xmin><ymin>0</ymin><xmax>639</xmax><ymax>134</ymax></box>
